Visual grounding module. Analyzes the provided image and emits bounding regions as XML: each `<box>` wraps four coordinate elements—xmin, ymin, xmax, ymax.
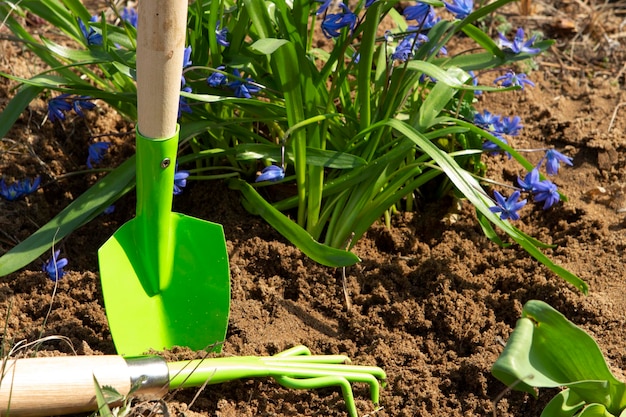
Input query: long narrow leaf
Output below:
<box><xmin>229</xmin><ymin>179</ymin><xmax>360</xmax><ymax>267</ymax></box>
<box><xmin>0</xmin><ymin>157</ymin><xmax>136</xmax><ymax>277</ymax></box>
<box><xmin>0</xmin><ymin>85</ymin><xmax>43</xmax><ymax>139</ymax></box>
<box><xmin>386</xmin><ymin>119</ymin><xmax>587</xmax><ymax>293</ymax></box>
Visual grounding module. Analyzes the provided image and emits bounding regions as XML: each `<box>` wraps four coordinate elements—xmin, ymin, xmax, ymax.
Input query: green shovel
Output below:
<box><xmin>98</xmin><ymin>0</ymin><xmax>230</xmax><ymax>356</ymax></box>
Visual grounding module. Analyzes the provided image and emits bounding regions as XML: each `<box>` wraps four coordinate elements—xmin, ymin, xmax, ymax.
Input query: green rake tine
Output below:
<box><xmin>275</xmin><ymin>375</ymin><xmax>358</xmax><ymax>417</ymax></box>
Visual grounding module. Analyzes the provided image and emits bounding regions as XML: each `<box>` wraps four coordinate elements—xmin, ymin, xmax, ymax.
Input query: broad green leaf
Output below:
<box><xmin>578</xmin><ymin>404</ymin><xmax>615</xmax><ymax>417</ymax></box>
<box><xmin>492</xmin><ymin>300</ymin><xmax>626</xmax><ymax>415</ymax></box>
<box><xmin>542</xmin><ymin>390</ymin><xmax>586</xmax><ymax>417</ymax></box>
<box><xmin>0</xmin><ymin>157</ymin><xmax>136</xmax><ymax>277</ymax></box>
<box><xmin>229</xmin><ymin>179</ymin><xmax>360</xmax><ymax>267</ymax></box>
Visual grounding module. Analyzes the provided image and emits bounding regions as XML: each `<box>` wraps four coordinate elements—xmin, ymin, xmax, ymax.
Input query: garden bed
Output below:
<box><xmin>1</xmin><ymin>1</ymin><xmax>625</xmax><ymax>416</ymax></box>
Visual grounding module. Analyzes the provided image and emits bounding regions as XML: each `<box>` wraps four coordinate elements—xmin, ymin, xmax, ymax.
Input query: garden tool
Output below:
<box><xmin>98</xmin><ymin>0</ymin><xmax>230</xmax><ymax>356</ymax></box>
<box><xmin>0</xmin><ymin>346</ymin><xmax>386</xmax><ymax>417</ymax></box>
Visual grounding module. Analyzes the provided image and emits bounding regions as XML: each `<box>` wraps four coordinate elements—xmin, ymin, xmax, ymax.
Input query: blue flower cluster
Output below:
<box><xmin>47</xmin><ymin>94</ymin><xmax>96</xmax><ymax>123</ymax></box>
<box><xmin>490</xmin><ymin>149</ymin><xmax>573</xmax><ymax>220</ymax></box>
<box><xmin>0</xmin><ymin>176</ymin><xmax>41</xmax><ymax>201</ymax></box>
<box><xmin>474</xmin><ymin>110</ymin><xmax>522</xmax><ymax>154</ymax></box>
<box><xmin>384</xmin><ymin>1</ymin><xmax>480</xmax><ymax>62</ymax></box>
<box><xmin>391</xmin><ymin>29</ymin><xmax>447</xmax><ymax>62</ymax></box>
<box><xmin>120</xmin><ymin>7</ymin><xmax>137</xmax><ymax>28</ymax></box>
<box><xmin>207</xmin><ymin>66</ymin><xmax>261</xmax><ymax>99</ymax></box>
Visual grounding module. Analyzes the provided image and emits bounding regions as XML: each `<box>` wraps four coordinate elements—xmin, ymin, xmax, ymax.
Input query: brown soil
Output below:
<box><xmin>1</xmin><ymin>1</ymin><xmax>626</xmax><ymax>416</ymax></box>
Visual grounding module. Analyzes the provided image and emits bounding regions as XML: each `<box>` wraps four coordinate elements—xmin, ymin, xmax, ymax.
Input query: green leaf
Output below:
<box><xmin>492</xmin><ymin>300</ymin><xmax>626</xmax><ymax>415</ymax></box>
<box><xmin>578</xmin><ymin>404</ymin><xmax>615</xmax><ymax>417</ymax></box>
<box><xmin>250</xmin><ymin>38</ymin><xmax>290</xmax><ymax>55</ymax></box>
<box><xmin>0</xmin><ymin>157</ymin><xmax>136</xmax><ymax>277</ymax></box>
<box><xmin>461</xmin><ymin>23</ymin><xmax>504</xmax><ymax>58</ymax></box>
<box><xmin>229</xmin><ymin>179</ymin><xmax>360</xmax><ymax>267</ymax></box>
<box><xmin>414</xmin><ymin>67</ymin><xmax>469</xmax><ymax>131</ymax></box>
<box><xmin>235</xmin><ymin>144</ymin><xmax>366</xmax><ymax>169</ymax></box>
<box><xmin>475</xmin><ymin>209</ymin><xmax>509</xmax><ymax>247</ymax></box>
<box><xmin>405</xmin><ymin>62</ymin><xmax>470</xmax><ymax>89</ymax></box>
<box><xmin>541</xmin><ymin>390</ymin><xmax>586</xmax><ymax>417</ymax></box>
<box><xmin>93</xmin><ymin>376</ymin><xmax>114</xmax><ymax>417</ymax></box>
<box><xmin>0</xmin><ymin>85</ymin><xmax>43</xmax><ymax>139</ymax></box>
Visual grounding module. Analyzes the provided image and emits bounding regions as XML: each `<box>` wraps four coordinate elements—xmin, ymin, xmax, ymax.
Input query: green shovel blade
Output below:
<box><xmin>98</xmin><ymin>130</ymin><xmax>230</xmax><ymax>356</ymax></box>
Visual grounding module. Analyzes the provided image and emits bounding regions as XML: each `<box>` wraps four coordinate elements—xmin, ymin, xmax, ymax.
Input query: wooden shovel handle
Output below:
<box><xmin>136</xmin><ymin>0</ymin><xmax>188</xmax><ymax>139</ymax></box>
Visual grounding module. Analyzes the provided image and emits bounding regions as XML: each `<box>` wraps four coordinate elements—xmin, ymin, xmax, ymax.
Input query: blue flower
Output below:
<box><xmin>403</xmin><ymin>4</ymin><xmax>439</xmax><ymax>29</ymax></box>
<box><xmin>228</xmin><ymin>69</ymin><xmax>261</xmax><ymax>98</ymax></box>
<box><xmin>315</xmin><ymin>0</ymin><xmax>334</xmax><ymax>15</ymax></box>
<box><xmin>391</xmin><ymin>36</ymin><xmax>415</xmax><ymax>61</ymax></box>
<box><xmin>517</xmin><ymin>168</ymin><xmax>540</xmax><ymax>191</ymax></box>
<box><xmin>494</xmin><ymin>70</ymin><xmax>535</xmax><ymax>89</ymax></box>
<box><xmin>72</xmin><ymin>96</ymin><xmax>96</xmax><ymax>117</ymax></box>
<box><xmin>256</xmin><ymin>165</ymin><xmax>285</xmax><ymax>182</ymax></box>
<box><xmin>499</xmin><ymin>115</ymin><xmax>523</xmax><ymax>136</ymax></box>
<box><xmin>391</xmin><ymin>31</ymin><xmax>446</xmax><ymax>61</ymax></box>
<box><xmin>48</xmin><ymin>95</ymin><xmax>95</xmax><ymax>122</ymax></box>
<box><xmin>179</xmin><ymin>86</ymin><xmax>193</xmax><ymax>118</ymax></box>
<box><xmin>468</xmin><ymin>70</ymin><xmax>482</xmax><ymax>95</ymax></box>
<box><xmin>120</xmin><ymin>7</ymin><xmax>137</xmax><ymax>27</ymax></box>
<box><xmin>181</xmin><ymin>46</ymin><xmax>193</xmax><ymax>85</ymax></box>
<box><xmin>216</xmin><ymin>22</ymin><xmax>230</xmax><ymax>47</ymax></box>
<box><xmin>173</xmin><ymin>165</ymin><xmax>190</xmax><ymax>195</ymax></box>
<box><xmin>444</xmin><ymin>0</ymin><xmax>473</xmax><ymax>19</ymax></box>
<box><xmin>489</xmin><ymin>190</ymin><xmax>526</xmax><ymax>220</ymax></box>
<box><xmin>47</xmin><ymin>94</ymin><xmax>73</xmax><ymax>123</ymax></box>
<box><xmin>542</xmin><ymin>149</ymin><xmax>573</xmax><ymax>175</ymax></box>
<box><xmin>0</xmin><ymin>176</ymin><xmax>41</xmax><ymax>201</ymax></box>
<box><xmin>365</xmin><ymin>0</ymin><xmax>377</xmax><ymax>7</ymax></box>
<box><xmin>78</xmin><ymin>16</ymin><xmax>103</xmax><ymax>46</ymax></box>
<box><xmin>482</xmin><ymin>134</ymin><xmax>508</xmax><ymax>155</ymax></box>
<box><xmin>403</xmin><ymin>3</ymin><xmax>430</xmax><ymax>22</ymax></box>
<box><xmin>474</xmin><ymin>110</ymin><xmax>500</xmax><ymax>130</ymax></box>
<box><xmin>86</xmin><ymin>142</ymin><xmax>111</xmax><ymax>169</ymax></box>
<box><xmin>498</xmin><ymin>27</ymin><xmax>540</xmax><ymax>54</ymax></box>
<box><xmin>533</xmin><ymin>179</ymin><xmax>560</xmax><ymax>209</ymax></box>
<box><xmin>42</xmin><ymin>250</ymin><xmax>68</xmax><ymax>282</ymax></box>
<box><xmin>103</xmin><ymin>205</ymin><xmax>115</xmax><ymax>214</ymax></box>
<box><xmin>207</xmin><ymin>66</ymin><xmax>228</xmax><ymax>87</ymax></box>
<box><xmin>321</xmin><ymin>3</ymin><xmax>357</xmax><ymax>39</ymax></box>
<box><xmin>182</xmin><ymin>46</ymin><xmax>192</xmax><ymax>68</ymax></box>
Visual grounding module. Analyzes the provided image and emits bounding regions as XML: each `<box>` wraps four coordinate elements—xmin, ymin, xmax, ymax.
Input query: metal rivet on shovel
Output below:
<box><xmin>98</xmin><ymin>0</ymin><xmax>230</xmax><ymax>356</ymax></box>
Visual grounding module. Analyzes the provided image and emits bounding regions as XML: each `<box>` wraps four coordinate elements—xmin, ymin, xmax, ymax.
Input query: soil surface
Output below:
<box><xmin>1</xmin><ymin>1</ymin><xmax>626</xmax><ymax>417</ymax></box>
